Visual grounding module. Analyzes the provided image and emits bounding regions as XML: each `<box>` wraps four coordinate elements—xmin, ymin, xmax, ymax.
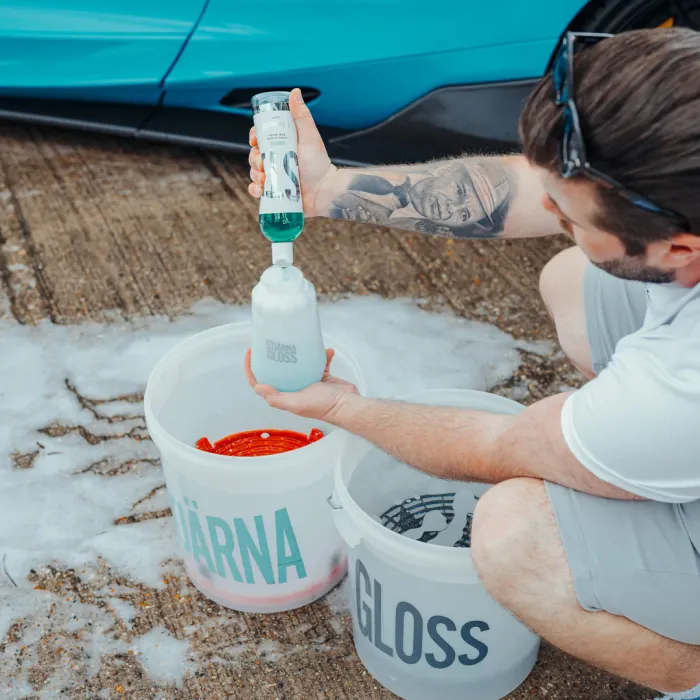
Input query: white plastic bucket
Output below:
<box><xmin>332</xmin><ymin>389</ymin><xmax>540</xmax><ymax>700</ymax></box>
<box><xmin>145</xmin><ymin>322</ymin><xmax>365</xmax><ymax>613</ymax></box>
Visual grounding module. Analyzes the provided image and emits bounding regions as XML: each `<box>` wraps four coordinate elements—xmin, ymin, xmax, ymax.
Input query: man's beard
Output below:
<box><xmin>593</xmin><ymin>256</ymin><xmax>674</xmax><ymax>283</ymax></box>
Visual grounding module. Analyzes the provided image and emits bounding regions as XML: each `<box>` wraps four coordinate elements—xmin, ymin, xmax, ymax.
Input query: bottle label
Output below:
<box><xmin>254</xmin><ymin>111</ymin><xmax>304</xmax><ymax>216</ymax></box>
<box><xmin>266</xmin><ymin>340</ymin><xmax>298</xmax><ymax>364</ymax></box>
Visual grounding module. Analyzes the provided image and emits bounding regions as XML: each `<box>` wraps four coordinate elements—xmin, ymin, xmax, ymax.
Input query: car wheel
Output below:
<box><xmin>573</xmin><ymin>0</ymin><xmax>700</xmax><ymax>33</ymax></box>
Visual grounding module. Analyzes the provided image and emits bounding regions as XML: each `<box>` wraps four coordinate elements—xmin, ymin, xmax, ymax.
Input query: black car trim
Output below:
<box><xmin>219</xmin><ymin>87</ymin><xmax>321</xmax><ymax>109</ymax></box>
<box><xmin>327</xmin><ymin>79</ymin><xmax>539</xmax><ymax>163</ymax></box>
<box><xmin>0</xmin><ymin>79</ymin><xmax>539</xmax><ymax>164</ymax></box>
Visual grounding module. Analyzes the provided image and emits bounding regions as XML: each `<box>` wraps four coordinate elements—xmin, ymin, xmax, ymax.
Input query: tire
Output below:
<box><xmin>572</xmin><ymin>0</ymin><xmax>700</xmax><ymax>33</ymax></box>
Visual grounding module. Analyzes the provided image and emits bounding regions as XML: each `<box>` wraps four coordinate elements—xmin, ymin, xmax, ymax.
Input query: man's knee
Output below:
<box><xmin>471</xmin><ymin>478</ymin><xmax>549</xmax><ymax>600</ymax></box>
<box><xmin>539</xmin><ymin>247</ymin><xmax>594</xmax><ymax>377</ymax></box>
<box><xmin>539</xmin><ymin>246</ymin><xmax>587</xmax><ymax>318</ymax></box>
<box><xmin>657</xmin><ymin>658</ymin><xmax>700</xmax><ymax>695</ymax></box>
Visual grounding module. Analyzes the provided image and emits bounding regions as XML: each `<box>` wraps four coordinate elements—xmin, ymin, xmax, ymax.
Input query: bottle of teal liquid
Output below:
<box><xmin>252</xmin><ymin>91</ymin><xmax>304</xmax><ymax>253</ymax></box>
<box><xmin>250</xmin><ymin>91</ymin><xmax>325</xmax><ymax>392</ymax></box>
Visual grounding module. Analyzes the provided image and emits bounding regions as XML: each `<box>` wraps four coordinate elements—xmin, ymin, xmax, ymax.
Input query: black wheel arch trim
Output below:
<box><xmin>0</xmin><ymin>79</ymin><xmax>540</xmax><ymax>165</ymax></box>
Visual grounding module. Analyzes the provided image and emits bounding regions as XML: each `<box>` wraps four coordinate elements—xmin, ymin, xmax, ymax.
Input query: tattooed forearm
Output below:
<box><xmin>327</xmin><ymin>158</ymin><xmax>517</xmax><ymax>239</ymax></box>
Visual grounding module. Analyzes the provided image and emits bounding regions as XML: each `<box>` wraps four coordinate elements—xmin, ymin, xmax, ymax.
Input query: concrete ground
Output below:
<box><xmin>0</xmin><ymin>122</ymin><xmax>656</xmax><ymax>699</ymax></box>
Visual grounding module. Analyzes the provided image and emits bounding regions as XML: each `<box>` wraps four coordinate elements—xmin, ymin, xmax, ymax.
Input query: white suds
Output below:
<box><xmin>0</xmin><ymin>295</ymin><xmax>549</xmax><ymax>690</ymax></box>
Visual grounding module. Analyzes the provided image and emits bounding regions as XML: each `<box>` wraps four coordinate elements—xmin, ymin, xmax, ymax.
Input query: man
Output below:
<box><xmin>247</xmin><ymin>28</ymin><xmax>700</xmax><ymax>699</ymax></box>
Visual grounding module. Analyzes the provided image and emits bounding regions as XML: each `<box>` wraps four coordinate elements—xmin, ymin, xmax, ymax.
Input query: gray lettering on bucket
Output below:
<box><xmin>374</xmin><ymin>580</ymin><xmax>394</xmax><ymax>657</ymax></box>
<box><xmin>354</xmin><ymin>558</ymin><xmax>490</xmax><ymax>669</ymax></box>
<box><xmin>396</xmin><ymin>602</ymin><xmax>422</xmax><ymax>664</ymax></box>
<box><xmin>426</xmin><ymin>616</ymin><xmax>457</xmax><ymax>669</ymax></box>
<box><xmin>356</xmin><ymin>559</ymin><xmax>372</xmax><ymax>641</ymax></box>
<box><xmin>459</xmin><ymin>621</ymin><xmax>490</xmax><ymax>666</ymax></box>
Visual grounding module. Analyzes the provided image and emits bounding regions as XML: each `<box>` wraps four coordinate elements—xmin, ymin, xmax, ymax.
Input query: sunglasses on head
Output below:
<box><xmin>552</xmin><ymin>31</ymin><xmax>690</xmax><ymax>230</ymax></box>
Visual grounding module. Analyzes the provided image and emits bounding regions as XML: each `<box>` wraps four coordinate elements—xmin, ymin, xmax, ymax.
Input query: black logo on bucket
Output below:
<box><xmin>380</xmin><ymin>493</ymin><xmax>475</xmax><ymax>547</ymax></box>
<box><xmin>355</xmin><ymin>559</ymin><xmax>489</xmax><ymax>668</ymax></box>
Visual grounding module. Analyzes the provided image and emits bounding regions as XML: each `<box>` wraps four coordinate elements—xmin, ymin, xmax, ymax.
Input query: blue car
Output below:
<box><xmin>0</xmin><ymin>0</ymin><xmax>696</xmax><ymax>165</ymax></box>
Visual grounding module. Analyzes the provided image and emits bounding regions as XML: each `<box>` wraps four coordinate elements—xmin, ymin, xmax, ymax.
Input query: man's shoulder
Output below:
<box><xmin>607</xmin><ymin>314</ymin><xmax>700</xmax><ymax>389</ymax></box>
<box><xmin>621</xmin><ymin>285</ymin><xmax>700</xmax><ymax>348</ymax></box>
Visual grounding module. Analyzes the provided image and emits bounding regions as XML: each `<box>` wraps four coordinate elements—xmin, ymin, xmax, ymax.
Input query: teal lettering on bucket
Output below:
<box><xmin>234</xmin><ymin>515</ymin><xmax>275</xmax><ymax>584</ymax></box>
<box><xmin>174</xmin><ymin>497</ymin><xmax>307</xmax><ymax>585</ymax></box>
<box><xmin>355</xmin><ymin>559</ymin><xmax>489</xmax><ymax>669</ymax></box>
<box><xmin>207</xmin><ymin>516</ymin><xmax>244</xmax><ymax>582</ymax></box>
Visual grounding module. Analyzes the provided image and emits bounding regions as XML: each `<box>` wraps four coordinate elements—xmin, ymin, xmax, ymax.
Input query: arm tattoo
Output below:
<box><xmin>329</xmin><ymin>159</ymin><xmax>516</xmax><ymax>238</ymax></box>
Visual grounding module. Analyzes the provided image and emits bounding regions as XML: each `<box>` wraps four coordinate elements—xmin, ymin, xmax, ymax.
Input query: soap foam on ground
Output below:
<box><xmin>133</xmin><ymin>627</ymin><xmax>192</xmax><ymax>685</ymax></box>
<box><xmin>0</xmin><ymin>295</ymin><xmax>550</xmax><ymax>691</ymax></box>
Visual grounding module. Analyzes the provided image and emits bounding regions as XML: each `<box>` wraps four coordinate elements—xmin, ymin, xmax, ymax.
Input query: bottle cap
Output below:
<box><xmin>252</xmin><ymin>91</ymin><xmax>291</xmax><ymax>115</ymax></box>
<box><xmin>272</xmin><ymin>242</ymin><xmax>294</xmax><ymax>266</ymax></box>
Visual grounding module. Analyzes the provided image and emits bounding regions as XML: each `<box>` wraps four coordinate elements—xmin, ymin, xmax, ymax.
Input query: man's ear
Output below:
<box><xmin>651</xmin><ymin>233</ymin><xmax>700</xmax><ymax>269</ymax></box>
<box><xmin>541</xmin><ymin>193</ymin><xmax>559</xmax><ymax>216</ymax></box>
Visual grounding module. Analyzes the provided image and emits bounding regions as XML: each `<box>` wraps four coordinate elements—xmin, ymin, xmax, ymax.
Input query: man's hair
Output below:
<box><xmin>520</xmin><ymin>28</ymin><xmax>700</xmax><ymax>255</ymax></box>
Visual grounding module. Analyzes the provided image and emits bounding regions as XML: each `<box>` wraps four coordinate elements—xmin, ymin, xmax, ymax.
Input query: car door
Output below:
<box><xmin>0</xmin><ymin>0</ymin><xmax>205</xmax><ymax>106</ymax></box>
<box><xmin>146</xmin><ymin>0</ymin><xmax>589</xmax><ymax>159</ymax></box>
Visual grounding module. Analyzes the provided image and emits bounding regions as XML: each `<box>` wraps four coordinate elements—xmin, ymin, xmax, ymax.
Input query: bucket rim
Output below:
<box><xmin>144</xmin><ymin>321</ymin><xmax>366</xmax><ymax>475</ymax></box>
<box><xmin>333</xmin><ymin>389</ymin><xmax>524</xmax><ymax>573</ymax></box>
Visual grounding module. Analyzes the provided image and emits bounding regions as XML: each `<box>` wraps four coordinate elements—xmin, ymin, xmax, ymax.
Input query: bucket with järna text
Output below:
<box><xmin>145</xmin><ymin>321</ymin><xmax>366</xmax><ymax>613</ymax></box>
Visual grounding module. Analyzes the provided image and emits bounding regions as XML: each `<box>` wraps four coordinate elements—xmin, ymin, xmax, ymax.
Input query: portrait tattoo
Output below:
<box><xmin>329</xmin><ymin>160</ymin><xmax>516</xmax><ymax>238</ymax></box>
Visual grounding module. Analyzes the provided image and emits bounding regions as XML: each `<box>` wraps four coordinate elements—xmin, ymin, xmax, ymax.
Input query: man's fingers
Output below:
<box><xmin>249</xmin><ymin>127</ymin><xmax>258</xmax><ymax>147</ymax></box>
<box><xmin>254</xmin><ymin>383</ymin><xmax>276</xmax><ymax>399</ymax></box>
<box><xmin>323</xmin><ymin>348</ymin><xmax>335</xmax><ymax>378</ymax></box>
<box><xmin>289</xmin><ymin>88</ymin><xmax>312</xmax><ymax>120</ymax></box>
<box><xmin>248</xmin><ymin>146</ymin><xmax>265</xmax><ymax>190</ymax></box>
<box><xmin>248</xmin><ymin>146</ymin><xmax>262</xmax><ymax>170</ymax></box>
<box><xmin>244</xmin><ymin>349</ymin><xmax>257</xmax><ymax>387</ymax></box>
<box><xmin>255</xmin><ymin>384</ymin><xmax>305</xmax><ymax>414</ymax></box>
<box><xmin>289</xmin><ymin>88</ymin><xmax>323</xmax><ymax>146</ymax></box>
<box><xmin>324</xmin><ymin>376</ymin><xmax>349</xmax><ymax>386</ymax></box>
<box><xmin>255</xmin><ymin>384</ymin><xmax>281</xmax><ymax>405</ymax></box>
<box><xmin>250</xmin><ymin>167</ymin><xmax>265</xmax><ymax>185</ymax></box>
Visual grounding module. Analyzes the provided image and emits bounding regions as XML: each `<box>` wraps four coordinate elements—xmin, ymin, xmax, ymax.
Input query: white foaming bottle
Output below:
<box><xmin>251</xmin><ymin>242</ymin><xmax>327</xmax><ymax>392</ymax></box>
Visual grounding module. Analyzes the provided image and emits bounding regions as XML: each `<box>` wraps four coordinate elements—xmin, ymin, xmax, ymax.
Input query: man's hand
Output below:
<box><xmin>248</xmin><ymin>88</ymin><xmax>338</xmax><ymax>217</ymax></box>
<box><xmin>244</xmin><ymin>348</ymin><xmax>360</xmax><ymax>422</ymax></box>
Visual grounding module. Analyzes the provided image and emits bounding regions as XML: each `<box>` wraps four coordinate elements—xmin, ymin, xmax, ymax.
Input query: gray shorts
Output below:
<box><xmin>546</xmin><ymin>264</ymin><xmax>700</xmax><ymax>645</ymax></box>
